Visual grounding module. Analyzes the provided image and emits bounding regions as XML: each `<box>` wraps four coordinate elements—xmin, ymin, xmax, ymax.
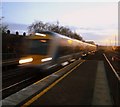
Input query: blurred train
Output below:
<box><xmin>18</xmin><ymin>31</ymin><xmax>97</xmax><ymax>72</ymax></box>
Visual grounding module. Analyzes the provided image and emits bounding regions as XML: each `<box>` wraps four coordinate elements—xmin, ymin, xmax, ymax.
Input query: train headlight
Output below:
<box><xmin>35</xmin><ymin>33</ymin><xmax>46</xmax><ymax>37</ymax></box>
<box><xmin>19</xmin><ymin>58</ymin><xmax>33</xmax><ymax>64</ymax></box>
<box><xmin>41</xmin><ymin>57</ymin><xmax>52</xmax><ymax>62</ymax></box>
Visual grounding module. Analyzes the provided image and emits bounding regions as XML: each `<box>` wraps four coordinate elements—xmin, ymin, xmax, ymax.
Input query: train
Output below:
<box><xmin>18</xmin><ymin>31</ymin><xmax>97</xmax><ymax>72</ymax></box>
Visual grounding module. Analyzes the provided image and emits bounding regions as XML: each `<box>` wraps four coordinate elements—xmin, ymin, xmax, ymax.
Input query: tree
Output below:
<box><xmin>28</xmin><ymin>20</ymin><xmax>83</xmax><ymax>41</ymax></box>
<box><xmin>0</xmin><ymin>17</ymin><xmax>8</xmax><ymax>33</ymax></box>
<box><xmin>73</xmin><ymin>32</ymin><xmax>83</xmax><ymax>41</ymax></box>
<box><xmin>28</xmin><ymin>21</ymin><xmax>54</xmax><ymax>33</ymax></box>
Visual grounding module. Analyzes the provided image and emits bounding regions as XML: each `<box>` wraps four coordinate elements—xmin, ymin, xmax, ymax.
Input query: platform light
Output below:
<box><xmin>35</xmin><ymin>33</ymin><xmax>46</xmax><ymax>37</ymax></box>
<box><xmin>19</xmin><ymin>58</ymin><xmax>33</xmax><ymax>64</ymax></box>
<box><xmin>41</xmin><ymin>57</ymin><xmax>52</xmax><ymax>62</ymax></box>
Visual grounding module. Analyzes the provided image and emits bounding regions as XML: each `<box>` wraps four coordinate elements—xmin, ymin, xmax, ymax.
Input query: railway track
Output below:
<box><xmin>2</xmin><ymin>63</ymin><xmax>64</xmax><ymax>99</ymax></box>
<box><xmin>104</xmin><ymin>51</ymin><xmax>120</xmax><ymax>76</ymax></box>
<box><xmin>2</xmin><ymin>75</ymin><xmax>41</xmax><ymax>99</ymax></box>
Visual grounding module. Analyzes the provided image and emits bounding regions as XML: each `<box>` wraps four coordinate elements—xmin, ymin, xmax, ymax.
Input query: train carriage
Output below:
<box><xmin>18</xmin><ymin>31</ymin><xmax>97</xmax><ymax>72</ymax></box>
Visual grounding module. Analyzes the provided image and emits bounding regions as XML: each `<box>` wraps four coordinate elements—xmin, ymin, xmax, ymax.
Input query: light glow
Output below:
<box><xmin>19</xmin><ymin>58</ymin><xmax>33</xmax><ymax>64</ymax></box>
<box><xmin>41</xmin><ymin>57</ymin><xmax>52</xmax><ymax>62</ymax></box>
<box><xmin>68</xmin><ymin>40</ymin><xmax>72</xmax><ymax>44</ymax></box>
<box><xmin>61</xmin><ymin>61</ymin><xmax>69</xmax><ymax>66</ymax></box>
<box><xmin>70</xmin><ymin>59</ymin><xmax>75</xmax><ymax>62</ymax></box>
<box><xmin>40</xmin><ymin>40</ymin><xmax>47</xmax><ymax>42</ymax></box>
<box><xmin>35</xmin><ymin>33</ymin><xmax>46</xmax><ymax>37</ymax></box>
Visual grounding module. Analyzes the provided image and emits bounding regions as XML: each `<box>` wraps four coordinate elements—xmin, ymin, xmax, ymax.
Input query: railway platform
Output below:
<box><xmin>22</xmin><ymin>60</ymin><xmax>113</xmax><ymax>106</ymax></box>
<box><xmin>2</xmin><ymin>51</ymin><xmax>117</xmax><ymax>106</ymax></box>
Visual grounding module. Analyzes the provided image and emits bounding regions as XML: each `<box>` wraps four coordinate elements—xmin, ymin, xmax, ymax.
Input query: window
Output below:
<box><xmin>24</xmin><ymin>39</ymin><xmax>50</xmax><ymax>55</ymax></box>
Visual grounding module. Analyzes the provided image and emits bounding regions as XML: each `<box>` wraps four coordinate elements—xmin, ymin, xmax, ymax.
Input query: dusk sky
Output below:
<box><xmin>1</xmin><ymin>1</ymin><xmax>118</xmax><ymax>46</ymax></box>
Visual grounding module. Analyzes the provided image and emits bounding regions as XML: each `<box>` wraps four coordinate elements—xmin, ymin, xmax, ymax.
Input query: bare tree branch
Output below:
<box><xmin>28</xmin><ymin>20</ymin><xmax>83</xmax><ymax>41</ymax></box>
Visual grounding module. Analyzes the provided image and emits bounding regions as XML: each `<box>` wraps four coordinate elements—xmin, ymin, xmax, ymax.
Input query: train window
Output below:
<box><xmin>25</xmin><ymin>39</ymin><xmax>50</xmax><ymax>55</ymax></box>
<box><xmin>57</xmin><ymin>46</ymin><xmax>74</xmax><ymax>57</ymax></box>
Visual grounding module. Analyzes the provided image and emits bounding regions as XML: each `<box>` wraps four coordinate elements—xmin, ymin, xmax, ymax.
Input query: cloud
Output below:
<box><xmin>4</xmin><ymin>22</ymin><xmax>29</xmax><ymax>34</ymax></box>
<box><xmin>74</xmin><ymin>25</ymin><xmax>118</xmax><ymax>46</ymax></box>
<box><xmin>59</xmin><ymin>2</ymin><xmax>117</xmax><ymax>27</ymax></box>
<box><xmin>77</xmin><ymin>30</ymin><xmax>118</xmax><ymax>45</ymax></box>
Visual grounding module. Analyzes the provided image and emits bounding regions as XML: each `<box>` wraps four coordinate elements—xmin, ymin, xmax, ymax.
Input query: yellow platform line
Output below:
<box><xmin>21</xmin><ymin>60</ymin><xmax>84</xmax><ymax>107</ymax></box>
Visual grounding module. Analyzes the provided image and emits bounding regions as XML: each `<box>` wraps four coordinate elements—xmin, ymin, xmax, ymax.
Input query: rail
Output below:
<box><xmin>103</xmin><ymin>54</ymin><xmax>120</xmax><ymax>107</ymax></box>
<box><xmin>1</xmin><ymin>53</ymin><xmax>20</xmax><ymax>66</ymax></box>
